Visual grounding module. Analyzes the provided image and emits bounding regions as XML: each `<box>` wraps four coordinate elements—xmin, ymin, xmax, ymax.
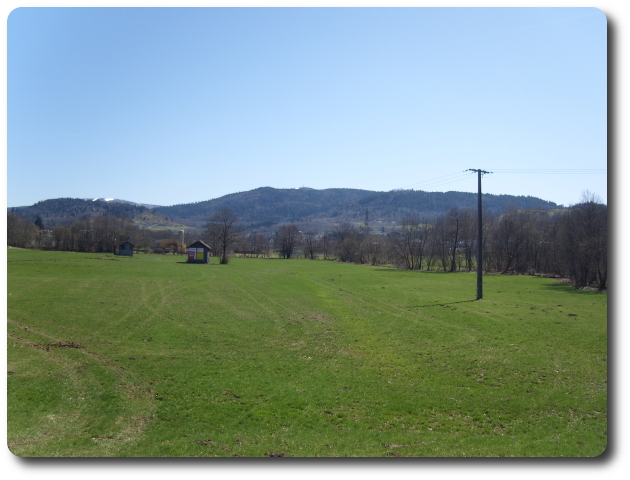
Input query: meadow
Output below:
<box><xmin>7</xmin><ymin>248</ymin><xmax>607</xmax><ymax>457</ymax></box>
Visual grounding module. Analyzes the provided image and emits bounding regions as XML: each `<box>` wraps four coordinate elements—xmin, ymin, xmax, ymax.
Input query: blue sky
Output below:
<box><xmin>7</xmin><ymin>7</ymin><xmax>607</xmax><ymax>208</ymax></box>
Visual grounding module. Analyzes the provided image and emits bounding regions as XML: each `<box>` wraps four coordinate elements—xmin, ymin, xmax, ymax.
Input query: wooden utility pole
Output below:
<box><xmin>467</xmin><ymin>169</ymin><xmax>491</xmax><ymax>300</ymax></box>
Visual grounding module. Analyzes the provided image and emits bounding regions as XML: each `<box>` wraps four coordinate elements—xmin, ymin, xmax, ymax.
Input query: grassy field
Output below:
<box><xmin>7</xmin><ymin>248</ymin><xmax>607</xmax><ymax>457</ymax></box>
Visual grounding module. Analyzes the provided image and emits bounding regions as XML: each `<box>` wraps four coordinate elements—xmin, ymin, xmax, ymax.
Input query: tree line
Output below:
<box><xmin>203</xmin><ymin>193</ymin><xmax>606</xmax><ymax>290</ymax></box>
<box><xmin>382</xmin><ymin>194</ymin><xmax>607</xmax><ymax>290</ymax></box>
<box><xmin>7</xmin><ymin>193</ymin><xmax>607</xmax><ymax>290</ymax></box>
<box><xmin>7</xmin><ymin>212</ymin><xmax>200</xmax><ymax>254</ymax></box>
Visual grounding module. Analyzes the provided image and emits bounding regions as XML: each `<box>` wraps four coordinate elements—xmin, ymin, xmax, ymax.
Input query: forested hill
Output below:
<box><xmin>10</xmin><ymin>189</ymin><xmax>559</xmax><ymax>231</ymax></box>
<box><xmin>155</xmin><ymin>187</ymin><xmax>559</xmax><ymax>229</ymax></box>
<box><xmin>8</xmin><ymin>198</ymin><xmax>173</xmax><ymax>227</ymax></box>
<box><xmin>156</xmin><ymin>188</ymin><xmax>371</xmax><ymax>228</ymax></box>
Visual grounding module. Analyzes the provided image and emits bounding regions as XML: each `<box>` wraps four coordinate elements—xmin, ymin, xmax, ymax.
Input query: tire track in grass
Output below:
<box><xmin>303</xmin><ymin>272</ymin><xmax>487</xmax><ymax>378</ymax></box>
<box><xmin>227</xmin><ymin>263</ymin><xmax>412</xmax><ymax>324</ymax></box>
<box><xmin>7</xmin><ymin>318</ymin><xmax>158</xmax><ymax>453</ymax></box>
<box><xmin>306</xmin><ymin>276</ymin><xmax>429</xmax><ymax>322</ymax></box>
<box><xmin>225</xmin><ymin>265</ymin><xmax>419</xmax><ymax>363</ymax></box>
<box><xmin>306</xmin><ymin>272</ymin><xmax>500</xmax><ymax>343</ymax></box>
<box><xmin>225</xmin><ymin>266</ymin><xmax>349</xmax><ymax>336</ymax></box>
<box><xmin>216</xmin><ymin>268</ymin><xmax>289</xmax><ymax>320</ymax></box>
<box><xmin>226</xmin><ymin>265</ymin><xmax>409</xmax><ymax>367</ymax></box>
<box><xmin>222</xmin><ymin>267</ymin><xmax>353</xmax><ymax>364</ymax></box>
<box><xmin>132</xmin><ymin>256</ymin><xmax>218</xmax><ymax>322</ymax></box>
<box><xmin>119</xmin><ymin>268</ymin><xmax>201</xmax><ymax>331</ymax></box>
<box><xmin>138</xmin><ymin>281</ymin><xmax>189</xmax><ymax>328</ymax></box>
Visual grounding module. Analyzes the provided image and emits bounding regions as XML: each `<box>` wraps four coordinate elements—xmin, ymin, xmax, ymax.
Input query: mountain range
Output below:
<box><xmin>10</xmin><ymin>187</ymin><xmax>559</xmax><ymax>233</ymax></box>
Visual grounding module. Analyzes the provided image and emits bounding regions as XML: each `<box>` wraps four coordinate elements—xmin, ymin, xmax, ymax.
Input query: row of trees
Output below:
<box><xmin>7</xmin><ymin>211</ymin><xmax>200</xmax><ymax>254</ymax></box>
<box><xmin>8</xmin><ymin>194</ymin><xmax>607</xmax><ymax>290</ymax></box>
<box><xmin>200</xmin><ymin>194</ymin><xmax>606</xmax><ymax>290</ymax></box>
<box><xmin>385</xmin><ymin>197</ymin><xmax>607</xmax><ymax>290</ymax></box>
<box><xmin>7</xmin><ymin>212</ymin><xmax>40</xmax><ymax>248</ymax></box>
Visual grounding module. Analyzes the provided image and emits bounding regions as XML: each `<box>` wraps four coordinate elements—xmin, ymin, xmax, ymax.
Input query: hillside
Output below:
<box><xmin>9</xmin><ymin>188</ymin><xmax>559</xmax><ymax>233</ymax></box>
<box><xmin>155</xmin><ymin>187</ymin><xmax>559</xmax><ymax>231</ymax></box>
<box><xmin>8</xmin><ymin>198</ymin><xmax>176</xmax><ymax>229</ymax></box>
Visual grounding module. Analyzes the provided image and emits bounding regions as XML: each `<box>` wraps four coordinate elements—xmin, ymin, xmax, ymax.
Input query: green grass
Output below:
<box><xmin>7</xmin><ymin>249</ymin><xmax>607</xmax><ymax>457</ymax></box>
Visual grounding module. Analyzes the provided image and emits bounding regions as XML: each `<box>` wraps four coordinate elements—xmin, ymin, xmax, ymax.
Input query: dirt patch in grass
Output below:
<box><xmin>24</xmin><ymin>341</ymin><xmax>85</xmax><ymax>351</ymax></box>
<box><xmin>196</xmin><ymin>440</ymin><xmax>216</xmax><ymax>446</ymax></box>
<box><xmin>47</xmin><ymin>342</ymin><xmax>84</xmax><ymax>349</ymax></box>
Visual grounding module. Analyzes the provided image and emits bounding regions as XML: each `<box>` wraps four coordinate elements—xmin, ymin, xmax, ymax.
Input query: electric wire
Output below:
<box><xmin>487</xmin><ymin>169</ymin><xmax>606</xmax><ymax>174</ymax></box>
<box><xmin>399</xmin><ymin>171</ymin><xmax>467</xmax><ymax>189</ymax></box>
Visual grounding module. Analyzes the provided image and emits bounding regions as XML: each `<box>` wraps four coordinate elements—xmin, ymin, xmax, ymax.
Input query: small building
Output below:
<box><xmin>187</xmin><ymin>240</ymin><xmax>212</xmax><ymax>264</ymax></box>
<box><xmin>114</xmin><ymin>242</ymin><xmax>134</xmax><ymax>256</ymax></box>
<box><xmin>153</xmin><ymin>238</ymin><xmax>183</xmax><ymax>255</ymax></box>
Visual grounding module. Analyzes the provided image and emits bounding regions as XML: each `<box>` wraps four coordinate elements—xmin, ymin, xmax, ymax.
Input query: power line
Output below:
<box><xmin>394</xmin><ymin>167</ymin><xmax>606</xmax><ymax>194</ymax></box>
<box><xmin>400</xmin><ymin>171</ymin><xmax>471</xmax><ymax>190</ymax></box>
<box><xmin>414</xmin><ymin>174</ymin><xmax>475</xmax><ymax>190</ymax></box>
<box><xmin>488</xmin><ymin>168</ymin><xmax>606</xmax><ymax>174</ymax></box>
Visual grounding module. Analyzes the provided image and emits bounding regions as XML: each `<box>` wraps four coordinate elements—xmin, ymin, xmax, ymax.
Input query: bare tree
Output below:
<box><xmin>532</xmin><ymin>214</ymin><xmax>561</xmax><ymax>276</ymax></box>
<box><xmin>434</xmin><ymin>216</ymin><xmax>450</xmax><ymax>271</ymax></box>
<box><xmin>206</xmin><ymin>208</ymin><xmax>240</xmax><ymax>264</ymax></box>
<box><xmin>512</xmin><ymin>210</ymin><xmax>543</xmax><ymax>274</ymax></box>
<box><xmin>445</xmin><ymin>207</ymin><xmax>461</xmax><ymax>272</ymax></box>
<box><xmin>7</xmin><ymin>212</ymin><xmax>37</xmax><ymax>248</ymax></box>
<box><xmin>320</xmin><ymin>234</ymin><xmax>332</xmax><ymax>260</ymax></box>
<box><xmin>276</xmin><ymin>225</ymin><xmax>301</xmax><ymax>259</ymax></box>
<box><xmin>253</xmin><ymin>233</ymin><xmax>270</xmax><ymax>257</ymax></box>
<box><xmin>457</xmin><ymin>209</ymin><xmax>476</xmax><ymax>272</ymax></box>
<box><xmin>424</xmin><ymin>219</ymin><xmax>440</xmax><ymax>271</ymax></box>
<box><xmin>52</xmin><ymin>225</ymin><xmax>64</xmax><ymax>250</ymax></box>
<box><xmin>332</xmin><ymin>223</ymin><xmax>360</xmax><ymax>262</ymax></box>
<box><xmin>489</xmin><ymin>206</ymin><xmax>533</xmax><ymax>274</ymax></box>
<box><xmin>359</xmin><ymin>235</ymin><xmax>383</xmax><ymax>266</ymax></box>
<box><xmin>303</xmin><ymin>231</ymin><xmax>317</xmax><ymax>259</ymax></box>
<box><xmin>389</xmin><ymin>215</ymin><xmax>429</xmax><ymax>270</ymax></box>
<box><xmin>72</xmin><ymin>217</ymin><xmax>94</xmax><ymax>252</ymax></box>
<box><xmin>558</xmin><ymin>192</ymin><xmax>607</xmax><ymax>289</ymax></box>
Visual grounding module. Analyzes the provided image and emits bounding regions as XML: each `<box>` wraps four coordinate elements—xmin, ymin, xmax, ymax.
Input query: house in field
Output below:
<box><xmin>187</xmin><ymin>240</ymin><xmax>212</xmax><ymax>264</ymax></box>
<box><xmin>114</xmin><ymin>242</ymin><xmax>134</xmax><ymax>256</ymax></box>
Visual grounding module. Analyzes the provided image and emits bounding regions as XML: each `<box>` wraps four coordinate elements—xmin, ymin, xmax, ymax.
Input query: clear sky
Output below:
<box><xmin>7</xmin><ymin>6</ymin><xmax>607</xmax><ymax>208</ymax></box>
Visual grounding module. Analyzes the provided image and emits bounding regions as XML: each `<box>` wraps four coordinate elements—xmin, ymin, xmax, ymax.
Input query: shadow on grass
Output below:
<box><xmin>175</xmin><ymin>261</ymin><xmax>215</xmax><ymax>265</ymax></box>
<box><xmin>540</xmin><ymin>280</ymin><xmax>607</xmax><ymax>295</ymax></box>
<box><xmin>244</xmin><ymin>257</ymin><xmax>291</xmax><ymax>261</ymax></box>
<box><xmin>176</xmin><ymin>260</ymin><xmax>235</xmax><ymax>265</ymax></box>
<box><xmin>410</xmin><ymin>299</ymin><xmax>478</xmax><ymax>308</ymax></box>
<box><xmin>375</xmin><ymin>268</ymin><xmax>478</xmax><ymax>274</ymax></box>
<box><xmin>240</xmin><ymin>257</ymin><xmax>318</xmax><ymax>260</ymax></box>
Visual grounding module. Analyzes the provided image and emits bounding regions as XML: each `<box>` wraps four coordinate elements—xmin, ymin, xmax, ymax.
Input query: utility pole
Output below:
<box><xmin>364</xmin><ymin>208</ymin><xmax>369</xmax><ymax>237</ymax></box>
<box><xmin>467</xmin><ymin>169</ymin><xmax>491</xmax><ymax>300</ymax></box>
